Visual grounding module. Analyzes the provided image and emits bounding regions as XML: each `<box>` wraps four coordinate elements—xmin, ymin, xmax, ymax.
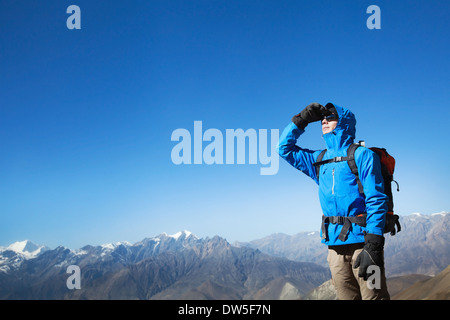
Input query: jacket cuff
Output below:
<box><xmin>364</xmin><ymin>233</ymin><xmax>385</xmax><ymax>250</ymax></box>
<box><xmin>366</xmin><ymin>227</ymin><xmax>384</xmax><ymax>236</ymax></box>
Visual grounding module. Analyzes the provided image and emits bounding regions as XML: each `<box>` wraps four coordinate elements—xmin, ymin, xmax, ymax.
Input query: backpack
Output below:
<box><xmin>313</xmin><ymin>140</ymin><xmax>401</xmax><ymax>237</ymax></box>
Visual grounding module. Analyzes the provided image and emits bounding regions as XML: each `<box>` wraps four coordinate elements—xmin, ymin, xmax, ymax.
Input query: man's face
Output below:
<box><xmin>322</xmin><ymin>118</ymin><xmax>338</xmax><ymax>134</ymax></box>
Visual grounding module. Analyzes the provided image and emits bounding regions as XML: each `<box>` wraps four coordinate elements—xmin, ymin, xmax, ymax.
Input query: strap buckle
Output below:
<box><xmin>335</xmin><ymin>216</ymin><xmax>346</xmax><ymax>224</ymax></box>
<box><xmin>329</xmin><ymin>216</ymin><xmax>346</xmax><ymax>225</ymax></box>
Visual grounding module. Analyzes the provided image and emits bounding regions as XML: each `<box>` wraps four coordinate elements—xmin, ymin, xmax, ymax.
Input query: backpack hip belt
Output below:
<box><xmin>321</xmin><ymin>213</ymin><xmax>401</xmax><ymax>242</ymax></box>
<box><xmin>321</xmin><ymin>215</ymin><xmax>367</xmax><ymax>242</ymax></box>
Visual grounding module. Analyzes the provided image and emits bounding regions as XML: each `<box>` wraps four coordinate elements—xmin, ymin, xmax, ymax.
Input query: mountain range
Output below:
<box><xmin>1</xmin><ymin>212</ymin><xmax>448</xmax><ymax>300</ymax></box>
<box><xmin>235</xmin><ymin>212</ymin><xmax>450</xmax><ymax>277</ymax></box>
<box><xmin>0</xmin><ymin>231</ymin><xmax>329</xmax><ymax>300</ymax></box>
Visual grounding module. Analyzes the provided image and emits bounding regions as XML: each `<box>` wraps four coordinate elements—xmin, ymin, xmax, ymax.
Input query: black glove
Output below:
<box><xmin>353</xmin><ymin>233</ymin><xmax>385</xmax><ymax>280</ymax></box>
<box><xmin>292</xmin><ymin>102</ymin><xmax>326</xmax><ymax>130</ymax></box>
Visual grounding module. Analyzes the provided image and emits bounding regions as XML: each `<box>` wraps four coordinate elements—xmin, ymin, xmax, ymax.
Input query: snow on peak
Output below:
<box><xmin>408</xmin><ymin>211</ymin><xmax>449</xmax><ymax>219</ymax></box>
<box><xmin>7</xmin><ymin>240</ymin><xmax>38</xmax><ymax>253</ymax></box>
<box><xmin>100</xmin><ymin>241</ymin><xmax>131</xmax><ymax>250</ymax></box>
<box><xmin>160</xmin><ymin>230</ymin><xmax>195</xmax><ymax>240</ymax></box>
<box><xmin>170</xmin><ymin>230</ymin><xmax>193</xmax><ymax>239</ymax></box>
<box><xmin>101</xmin><ymin>243</ymin><xmax>116</xmax><ymax>250</ymax></box>
<box><xmin>405</xmin><ymin>211</ymin><xmax>449</xmax><ymax>222</ymax></box>
<box><xmin>170</xmin><ymin>231</ymin><xmax>183</xmax><ymax>239</ymax></box>
<box><xmin>431</xmin><ymin>211</ymin><xmax>449</xmax><ymax>217</ymax></box>
<box><xmin>2</xmin><ymin>240</ymin><xmax>48</xmax><ymax>259</ymax></box>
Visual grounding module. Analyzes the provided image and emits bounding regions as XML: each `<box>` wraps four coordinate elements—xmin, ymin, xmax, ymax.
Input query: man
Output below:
<box><xmin>277</xmin><ymin>102</ymin><xmax>390</xmax><ymax>300</ymax></box>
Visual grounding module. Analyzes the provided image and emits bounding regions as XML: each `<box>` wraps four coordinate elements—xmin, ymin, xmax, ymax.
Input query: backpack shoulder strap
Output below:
<box><xmin>314</xmin><ymin>149</ymin><xmax>327</xmax><ymax>180</ymax></box>
<box><xmin>347</xmin><ymin>143</ymin><xmax>364</xmax><ymax>194</ymax></box>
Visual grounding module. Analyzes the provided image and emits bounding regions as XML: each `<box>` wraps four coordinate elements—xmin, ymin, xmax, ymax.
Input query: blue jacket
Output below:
<box><xmin>278</xmin><ymin>104</ymin><xmax>388</xmax><ymax>246</ymax></box>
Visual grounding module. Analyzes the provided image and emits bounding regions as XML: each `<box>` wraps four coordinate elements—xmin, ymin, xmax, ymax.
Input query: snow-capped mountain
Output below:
<box><xmin>1</xmin><ymin>213</ymin><xmax>448</xmax><ymax>299</ymax></box>
<box><xmin>2</xmin><ymin>239</ymin><xmax>49</xmax><ymax>257</ymax></box>
<box><xmin>0</xmin><ymin>230</ymin><xmax>329</xmax><ymax>300</ymax></box>
<box><xmin>0</xmin><ymin>231</ymin><xmax>198</xmax><ymax>274</ymax></box>
<box><xmin>0</xmin><ymin>240</ymin><xmax>49</xmax><ymax>273</ymax></box>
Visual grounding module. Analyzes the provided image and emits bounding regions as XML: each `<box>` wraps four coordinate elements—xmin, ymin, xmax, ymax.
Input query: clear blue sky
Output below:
<box><xmin>1</xmin><ymin>0</ymin><xmax>449</xmax><ymax>249</ymax></box>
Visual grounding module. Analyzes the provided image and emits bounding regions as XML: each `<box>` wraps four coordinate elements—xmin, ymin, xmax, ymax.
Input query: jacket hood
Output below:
<box><xmin>323</xmin><ymin>103</ymin><xmax>356</xmax><ymax>151</ymax></box>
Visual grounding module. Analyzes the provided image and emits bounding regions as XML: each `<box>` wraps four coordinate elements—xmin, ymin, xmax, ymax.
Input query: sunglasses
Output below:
<box><xmin>324</xmin><ymin>113</ymin><xmax>338</xmax><ymax>121</ymax></box>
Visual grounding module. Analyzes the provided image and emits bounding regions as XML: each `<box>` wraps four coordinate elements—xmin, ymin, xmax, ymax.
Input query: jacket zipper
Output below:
<box><xmin>332</xmin><ymin>168</ymin><xmax>335</xmax><ymax>195</ymax></box>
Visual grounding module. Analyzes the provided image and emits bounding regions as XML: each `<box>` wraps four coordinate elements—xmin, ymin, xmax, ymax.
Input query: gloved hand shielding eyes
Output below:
<box><xmin>292</xmin><ymin>102</ymin><xmax>327</xmax><ymax>130</ymax></box>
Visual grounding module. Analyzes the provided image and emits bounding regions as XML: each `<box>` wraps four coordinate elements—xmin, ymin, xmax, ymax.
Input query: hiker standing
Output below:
<box><xmin>278</xmin><ymin>102</ymin><xmax>390</xmax><ymax>300</ymax></box>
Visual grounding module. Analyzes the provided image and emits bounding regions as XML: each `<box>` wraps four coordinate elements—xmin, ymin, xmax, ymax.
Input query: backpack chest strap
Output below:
<box><xmin>313</xmin><ymin>156</ymin><xmax>348</xmax><ymax>167</ymax></box>
<box><xmin>313</xmin><ymin>144</ymin><xmax>365</xmax><ymax>194</ymax></box>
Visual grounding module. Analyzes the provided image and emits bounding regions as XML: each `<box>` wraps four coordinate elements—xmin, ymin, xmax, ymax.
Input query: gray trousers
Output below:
<box><xmin>327</xmin><ymin>243</ymin><xmax>390</xmax><ymax>300</ymax></box>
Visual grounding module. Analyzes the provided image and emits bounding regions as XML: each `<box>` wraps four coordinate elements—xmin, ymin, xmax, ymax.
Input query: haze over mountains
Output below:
<box><xmin>1</xmin><ymin>212</ymin><xmax>448</xmax><ymax>299</ymax></box>
<box><xmin>0</xmin><ymin>231</ymin><xmax>329</xmax><ymax>299</ymax></box>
